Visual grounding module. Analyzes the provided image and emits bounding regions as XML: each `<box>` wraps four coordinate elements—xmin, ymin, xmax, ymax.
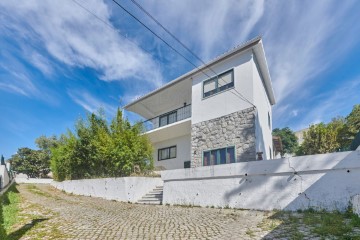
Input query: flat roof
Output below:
<box><xmin>124</xmin><ymin>36</ymin><xmax>275</xmax><ymax>109</ymax></box>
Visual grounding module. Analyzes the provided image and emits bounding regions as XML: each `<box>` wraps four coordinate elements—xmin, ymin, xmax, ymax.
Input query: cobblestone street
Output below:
<box><xmin>11</xmin><ymin>184</ymin><xmax>360</xmax><ymax>239</ymax></box>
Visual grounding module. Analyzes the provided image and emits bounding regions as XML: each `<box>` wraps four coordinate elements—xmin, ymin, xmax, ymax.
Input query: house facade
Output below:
<box><xmin>124</xmin><ymin>37</ymin><xmax>276</xmax><ymax>170</ymax></box>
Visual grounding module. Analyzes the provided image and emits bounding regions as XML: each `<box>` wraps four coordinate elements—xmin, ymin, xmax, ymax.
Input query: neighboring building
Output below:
<box><xmin>272</xmin><ymin>136</ymin><xmax>283</xmax><ymax>159</ymax></box>
<box><xmin>295</xmin><ymin>128</ymin><xmax>309</xmax><ymax>145</ymax></box>
<box><xmin>125</xmin><ymin>37</ymin><xmax>276</xmax><ymax>170</ymax></box>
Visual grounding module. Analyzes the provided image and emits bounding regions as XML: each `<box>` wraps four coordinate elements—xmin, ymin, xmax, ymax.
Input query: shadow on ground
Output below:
<box><xmin>6</xmin><ymin>218</ymin><xmax>48</xmax><ymax>240</ymax></box>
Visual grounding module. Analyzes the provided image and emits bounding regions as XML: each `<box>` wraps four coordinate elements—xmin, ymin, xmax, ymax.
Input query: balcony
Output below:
<box><xmin>142</xmin><ymin>104</ymin><xmax>191</xmax><ymax>132</ymax></box>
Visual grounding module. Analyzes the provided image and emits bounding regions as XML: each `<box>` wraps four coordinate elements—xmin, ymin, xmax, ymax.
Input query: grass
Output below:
<box><xmin>1</xmin><ymin>184</ymin><xmax>67</xmax><ymax>240</ymax></box>
<box><xmin>26</xmin><ymin>184</ymin><xmax>53</xmax><ymax>198</ymax></box>
<box><xmin>246</xmin><ymin>228</ymin><xmax>256</xmax><ymax>237</ymax></box>
<box><xmin>260</xmin><ymin>208</ymin><xmax>360</xmax><ymax>239</ymax></box>
<box><xmin>1</xmin><ymin>184</ymin><xmax>21</xmax><ymax>232</ymax></box>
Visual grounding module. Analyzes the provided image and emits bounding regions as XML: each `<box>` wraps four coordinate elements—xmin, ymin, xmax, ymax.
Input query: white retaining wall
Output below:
<box><xmin>352</xmin><ymin>195</ymin><xmax>360</xmax><ymax>216</ymax></box>
<box><xmin>162</xmin><ymin>150</ymin><xmax>360</xmax><ymax>211</ymax></box>
<box><xmin>0</xmin><ymin>165</ymin><xmax>10</xmax><ymax>189</ymax></box>
<box><xmin>15</xmin><ymin>177</ymin><xmax>53</xmax><ymax>184</ymax></box>
<box><xmin>52</xmin><ymin>177</ymin><xmax>163</xmax><ymax>203</ymax></box>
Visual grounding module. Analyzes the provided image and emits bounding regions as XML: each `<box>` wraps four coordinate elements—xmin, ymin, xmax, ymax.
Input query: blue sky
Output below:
<box><xmin>1</xmin><ymin>0</ymin><xmax>360</xmax><ymax>158</ymax></box>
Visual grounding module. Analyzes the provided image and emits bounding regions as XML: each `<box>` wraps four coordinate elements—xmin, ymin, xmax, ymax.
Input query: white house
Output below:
<box><xmin>124</xmin><ymin>37</ymin><xmax>276</xmax><ymax>170</ymax></box>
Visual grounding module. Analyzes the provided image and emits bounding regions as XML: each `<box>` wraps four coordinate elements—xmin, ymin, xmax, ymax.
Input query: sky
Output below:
<box><xmin>1</xmin><ymin>0</ymin><xmax>360</xmax><ymax>158</ymax></box>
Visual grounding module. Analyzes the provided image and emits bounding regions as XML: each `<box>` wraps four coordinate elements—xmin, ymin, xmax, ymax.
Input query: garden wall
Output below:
<box><xmin>0</xmin><ymin>165</ymin><xmax>10</xmax><ymax>189</ymax></box>
<box><xmin>162</xmin><ymin>150</ymin><xmax>360</xmax><ymax>212</ymax></box>
<box><xmin>52</xmin><ymin>177</ymin><xmax>163</xmax><ymax>203</ymax></box>
<box><xmin>15</xmin><ymin>177</ymin><xmax>53</xmax><ymax>184</ymax></box>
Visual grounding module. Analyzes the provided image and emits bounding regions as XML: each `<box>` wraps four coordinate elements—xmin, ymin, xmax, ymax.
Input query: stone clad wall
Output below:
<box><xmin>191</xmin><ymin>107</ymin><xmax>256</xmax><ymax>167</ymax></box>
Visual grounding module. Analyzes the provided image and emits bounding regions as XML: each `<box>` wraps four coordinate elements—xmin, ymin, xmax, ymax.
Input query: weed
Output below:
<box><xmin>246</xmin><ymin>228</ymin><xmax>255</xmax><ymax>237</ymax></box>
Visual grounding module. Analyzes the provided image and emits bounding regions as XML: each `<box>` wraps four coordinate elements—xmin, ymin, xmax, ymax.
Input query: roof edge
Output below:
<box><xmin>124</xmin><ymin>37</ymin><xmax>262</xmax><ymax>109</ymax></box>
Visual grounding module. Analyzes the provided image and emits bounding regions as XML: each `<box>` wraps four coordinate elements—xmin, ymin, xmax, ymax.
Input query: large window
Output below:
<box><xmin>203</xmin><ymin>69</ymin><xmax>234</xmax><ymax>98</ymax></box>
<box><xmin>159</xmin><ymin>111</ymin><xmax>177</xmax><ymax>127</ymax></box>
<box><xmin>158</xmin><ymin>146</ymin><xmax>176</xmax><ymax>161</ymax></box>
<box><xmin>203</xmin><ymin>146</ymin><xmax>235</xmax><ymax>166</ymax></box>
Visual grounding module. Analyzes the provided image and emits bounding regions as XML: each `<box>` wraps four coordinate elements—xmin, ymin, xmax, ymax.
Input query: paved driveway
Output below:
<box><xmin>14</xmin><ymin>184</ymin><xmax>274</xmax><ymax>239</ymax></box>
<box><xmin>13</xmin><ymin>184</ymin><xmax>360</xmax><ymax>239</ymax></box>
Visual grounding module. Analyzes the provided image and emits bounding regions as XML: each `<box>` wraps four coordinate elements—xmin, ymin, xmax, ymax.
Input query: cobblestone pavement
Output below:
<box><xmin>15</xmin><ymin>184</ymin><xmax>360</xmax><ymax>239</ymax></box>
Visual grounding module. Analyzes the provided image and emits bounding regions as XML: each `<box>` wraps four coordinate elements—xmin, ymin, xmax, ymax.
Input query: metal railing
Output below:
<box><xmin>142</xmin><ymin>104</ymin><xmax>191</xmax><ymax>132</ymax></box>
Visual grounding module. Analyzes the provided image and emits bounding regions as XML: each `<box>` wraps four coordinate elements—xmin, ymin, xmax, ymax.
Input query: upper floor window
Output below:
<box><xmin>268</xmin><ymin>112</ymin><xmax>271</xmax><ymax>129</ymax></box>
<box><xmin>203</xmin><ymin>69</ymin><xmax>234</xmax><ymax>98</ymax></box>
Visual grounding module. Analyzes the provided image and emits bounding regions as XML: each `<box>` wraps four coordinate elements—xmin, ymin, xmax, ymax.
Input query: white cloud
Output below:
<box><xmin>0</xmin><ymin>0</ymin><xmax>163</xmax><ymax>88</ymax></box>
<box><xmin>68</xmin><ymin>89</ymin><xmax>117</xmax><ymax>117</ymax></box>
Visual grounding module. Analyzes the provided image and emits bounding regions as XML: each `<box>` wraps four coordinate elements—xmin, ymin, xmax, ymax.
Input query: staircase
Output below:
<box><xmin>137</xmin><ymin>186</ymin><xmax>163</xmax><ymax>205</ymax></box>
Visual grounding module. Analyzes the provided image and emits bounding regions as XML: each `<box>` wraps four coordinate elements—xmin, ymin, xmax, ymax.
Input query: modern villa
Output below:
<box><xmin>124</xmin><ymin>37</ymin><xmax>276</xmax><ymax>170</ymax></box>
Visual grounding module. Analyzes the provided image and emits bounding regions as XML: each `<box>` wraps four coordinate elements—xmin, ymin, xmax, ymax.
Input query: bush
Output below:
<box><xmin>51</xmin><ymin>109</ymin><xmax>153</xmax><ymax>181</ymax></box>
<box><xmin>350</xmin><ymin>131</ymin><xmax>360</xmax><ymax>151</ymax></box>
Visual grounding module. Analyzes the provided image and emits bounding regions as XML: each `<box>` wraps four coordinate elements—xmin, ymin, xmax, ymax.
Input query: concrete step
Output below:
<box><xmin>141</xmin><ymin>196</ymin><xmax>163</xmax><ymax>201</ymax></box>
<box><xmin>137</xmin><ymin>200</ymin><xmax>162</xmax><ymax>205</ymax></box>
<box><xmin>148</xmin><ymin>190</ymin><xmax>163</xmax><ymax>194</ymax></box>
<box><xmin>137</xmin><ymin>185</ymin><xmax>164</xmax><ymax>205</ymax></box>
<box><xmin>142</xmin><ymin>194</ymin><xmax>162</xmax><ymax>198</ymax></box>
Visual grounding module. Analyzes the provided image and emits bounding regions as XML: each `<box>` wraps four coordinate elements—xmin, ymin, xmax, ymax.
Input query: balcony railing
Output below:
<box><xmin>142</xmin><ymin>104</ymin><xmax>191</xmax><ymax>132</ymax></box>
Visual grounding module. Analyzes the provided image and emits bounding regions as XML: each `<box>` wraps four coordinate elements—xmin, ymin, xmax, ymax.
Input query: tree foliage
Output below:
<box><xmin>9</xmin><ymin>148</ymin><xmax>48</xmax><ymax>178</ymax></box>
<box><xmin>350</xmin><ymin>131</ymin><xmax>360</xmax><ymax>151</ymax></box>
<box><xmin>296</xmin><ymin>104</ymin><xmax>360</xmax><ymax>156</ymax></box>
<box><xmin>50</xmin><ymin>108</ymin><xmax>153</xmax><ymax>181</ymax></box>
<box><xmin>298</xmin><ymin>123</ymin><xmax>339</xmax><ymax>155</ymax></box>
<box><xmin>272</xmin><ymin>127</ymin><xmax>298</xmax><ymax>156</ymax></box>
<box><xmin>346</xmin><ymin>104</ymin><xmax>360</xmax><ymax>136</ymax></box>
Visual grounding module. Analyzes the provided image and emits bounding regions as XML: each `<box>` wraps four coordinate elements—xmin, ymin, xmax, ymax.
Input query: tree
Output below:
<box><xmin>9</xmin><ymin>136</ymin><xmax>58</xmax><ymax>178</ymax></box>
<box><xmin>298</xmin><ymin>123</ymin><xmax>339</xmax><ymax>155</ymax></box>
<box><xmin>9</xmin><ymin>148</ymin><xmax>45</xmax><ymax>178</ymax></box>
<box><xmin>50</xmin><ymin>108</ymin><xmax>153</xmax><ymax>181</ymax></box>
<box><xmin>346</xmin><ymin>104</ymin><xmax>360</xmax><ymax>136</ymax></box>
<box><xmin>350</xmin><ymin>131</ymin><xmax>360</xmax><ymax>150</ymax></box>
<box><xmin>272</xmin><ymin>127</ymin><xmax>298</xmax><ymax>156</ymax></box>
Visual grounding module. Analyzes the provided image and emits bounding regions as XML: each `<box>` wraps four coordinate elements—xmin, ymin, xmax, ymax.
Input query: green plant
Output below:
<box><xmin>50</xmin><ymin>108</ymin><xmax>153</xmax><ymax>181</ymax></box>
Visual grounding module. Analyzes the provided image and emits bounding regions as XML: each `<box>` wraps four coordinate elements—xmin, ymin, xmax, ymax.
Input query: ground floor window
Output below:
<box><xmin>158</xmin><ymin>146</ymin><xmax>176</xmax><ymax>161</ymax></box>
<box><xmin>203</xmin><ymin>146</ymin><xmax>235</xmax><ymax>166</ymax></box>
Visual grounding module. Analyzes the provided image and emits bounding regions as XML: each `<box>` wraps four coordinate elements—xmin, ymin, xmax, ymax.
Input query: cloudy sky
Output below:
<box><xmin>1</xmin><ymin>0</ymin><xmax>360</xmax><ymax>158</ymax></box>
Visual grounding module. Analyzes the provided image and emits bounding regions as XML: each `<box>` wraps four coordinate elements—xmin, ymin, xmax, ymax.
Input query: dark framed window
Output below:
<box><xmin>203</xmin><ymin>146</ymin><xmax>235</xmax><ymax>166</ymax></box>
<box><xmin>159</xmin><ymin>111</ymin><xmax>177</xmax><ymax>127</ymax></box>
<box><xmin>203</xmin><ymin>69</ymin><xmax>234</xmax><ymax>98</ymax></box>
<box><xmin>158</xmin><ymin>146</ymin><xmax>176</xmax><ymax>161</ymax></box>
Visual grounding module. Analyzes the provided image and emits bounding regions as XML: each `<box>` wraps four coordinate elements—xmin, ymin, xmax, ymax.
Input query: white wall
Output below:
<box><xmin>0</xmin><ymin>165</ymin><xmax>10</xmax><ymax>188</ymax></box>
<box><xmin>15</xmin><ymin>177</ymin><xmax>53</xmax><ymax>184</ymax></box>
<box><xmin>351</xmin><ymin>195</ymin><xmax>360</xmax><ymax>216</ymax></box>
<box><xmin>153</xmin><ymin>134</ymin><xmax>191</xmax><ymax>170</ymax></box>
<box><xmin>252</xmin><ymin>56</ymin><xmax>273</xmax><ymax>160</ymax></box>
<box><xmin>162</xmin><ymin>150</ymin><xmax>360</xmax><ymax>212</ymax></box>
<box><xmin>191</xmin><ymin>50</ymin><xmax>254</xmax><ymax>125</ymax></box>
<box><xmin>52</xmin><ymin>177</ymin><xmax>163</xmax><ymax>203</ymax></box>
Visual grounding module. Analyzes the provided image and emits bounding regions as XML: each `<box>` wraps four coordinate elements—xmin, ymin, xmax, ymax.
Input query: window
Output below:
<box><xmin>203</xmin><ymin>69</ymin><xmax>234</xmax><ymax>98</ymax></box>
<box><xmin>268</xmin><ymin>112</ymin><xmax>271</xmax><ymax>129</ymax></box>
<box><xmin>159</xmin><ymin>111</ymin><xmax>177</xmax><ymax>127</ymax></box>
<box><xmin>203</xmin><ymin>146</ymin><xmax>235</xmax><ymax>166</ymax></box>
<box><xmin>158</xmin><ymin>146</ymin><xmax>176</xmax><ymax>161</ymax></box>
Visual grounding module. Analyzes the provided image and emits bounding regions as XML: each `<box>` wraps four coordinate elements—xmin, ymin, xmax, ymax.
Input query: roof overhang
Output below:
<box><xmin>124</xmin><ymin>37</ymin><xmax>276</xmax><ymax>115</ymax></box>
